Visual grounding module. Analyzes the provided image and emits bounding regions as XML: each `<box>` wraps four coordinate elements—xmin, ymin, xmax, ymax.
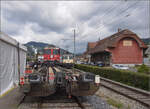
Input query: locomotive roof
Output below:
<box><xmin>44</xmin><ymin>47</ymin><xmax>59</xmax><ymax>49</ymax></box>
<box><xmin>63</xmin><ymin>54</ymin><xmax>73</xmax><ymax>56</ymax></box>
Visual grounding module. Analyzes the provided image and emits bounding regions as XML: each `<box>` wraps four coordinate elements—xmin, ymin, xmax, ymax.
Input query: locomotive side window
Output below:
<box><xmin>63</xmin><ymin>55</ymin><xmax>68</xmax><ymax>59</ymax></box>
<box><xmin>69</xmin><ymin>55</ymin><xmax>73</xmax><ymax>59</ymax></box>
<box><xmin>53</xmin><ymin>49</ymin><xmax>59</xmax><ymax>55</ymax></box>
<box><xmin>44</xmin><ymin>49</ymin><xmax>51</xmax><ymax>54</ymax></box>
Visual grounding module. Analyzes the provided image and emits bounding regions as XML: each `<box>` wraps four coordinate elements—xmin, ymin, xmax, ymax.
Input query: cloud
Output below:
<box><xmin>1</xmin><ymin>1</ymin><xmax>149</xmax><ymax>53</ymax></box>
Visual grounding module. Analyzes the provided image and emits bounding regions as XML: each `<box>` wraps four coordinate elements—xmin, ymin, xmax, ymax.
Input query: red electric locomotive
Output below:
<box><xmin>43</xmin><ymin>47</ymin><xmax>60</xmax><ymax>62</ymax></box>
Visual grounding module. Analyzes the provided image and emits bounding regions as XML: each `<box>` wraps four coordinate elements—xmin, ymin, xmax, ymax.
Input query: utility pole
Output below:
<box><xmin>73</xmin><ymin>29</ymin><xmax>76</xmax><ymax>73</ymax></box>
<box><xmin>65</xmin><ymin>45</ymin><xmax>69</xmax><ymax>53</ymax></box>
<box><xmin>74</xmin><ymin>29</ymin><xmax>76</xmax><ymax>58</ymax></box>
<box><xmin>60</xmin><ymin>38</ymin><xmax>71</xmax><ymax>62</ymax></box>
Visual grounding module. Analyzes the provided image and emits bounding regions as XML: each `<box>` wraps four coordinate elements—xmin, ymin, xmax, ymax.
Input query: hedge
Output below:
<box><xmin>137</xmin><ymin>64</ymin><xmax>150</xmax><ymax>74</ymax></box>
<box><xmin>75</xmin><ymin>64</ymin><xmax>150</xmax><ymax>91</ymax></box>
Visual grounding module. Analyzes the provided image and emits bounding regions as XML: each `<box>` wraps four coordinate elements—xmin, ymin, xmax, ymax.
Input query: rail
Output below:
<box><xmin>18</xmin><ymin>92</ymin><xmax>92</xmax><ymax>109</ymax></box>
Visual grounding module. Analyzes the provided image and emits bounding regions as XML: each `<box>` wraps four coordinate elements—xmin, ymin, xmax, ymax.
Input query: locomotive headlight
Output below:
<box><xmin>95</xmin><ymin>75</ymin><xmax>100</xmax><ymax>84</ymax></box>
<box><xmin>51</xmin><ymin>55</ymin><xmax>53</xmax><ymax>58</ymax></box>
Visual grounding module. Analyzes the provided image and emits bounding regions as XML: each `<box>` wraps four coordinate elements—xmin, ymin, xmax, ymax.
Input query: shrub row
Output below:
<box><xmin>137</xmin><ymin>64</ymin><xmax>150</xmax><ymax>74</ymax></box>
<box><xmin>75</xmin><ymin>64</ymin><xmax>150</xmax><ymax>91</ymax></box>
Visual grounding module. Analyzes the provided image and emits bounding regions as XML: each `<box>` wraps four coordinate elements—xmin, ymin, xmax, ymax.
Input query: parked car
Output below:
<box><xmin>112</xmin><ymin>64</ymin><xmax>129</xmax><ymax>70</ymax></box>
<box><xmin>88</xmin><ymin>62</ymin><xmax>95</xmax><ymax>66</ymax></box>
<box><xmin>76</xmin><ymin>61</ymin><xmax>82</xmax><ymax>64</ymax></box>
<box><xmin>95</xmin><ymin>61</ymin><xmax>104</xmax><ymax>67</ymax></box>
<box><xmin>83</xmin><ymin>62</ymin><xmax>88</xmax><ymax>65</ymax></box>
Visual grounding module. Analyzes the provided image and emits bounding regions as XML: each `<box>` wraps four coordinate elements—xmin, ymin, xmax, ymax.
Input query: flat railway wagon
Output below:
<box><xmin>20</xmin><ymin>65</ymin><xmax>56</xmax><ymax>96</ymax></box>
<box><xmin>20</xmin><ymin>61</ymin><xmax>100</xmax><ymax>97</ymax></box>
<box><xmin>56</xmin><ymin>67</ymin><xmax>101</xmax><ymax>96</ymax></box>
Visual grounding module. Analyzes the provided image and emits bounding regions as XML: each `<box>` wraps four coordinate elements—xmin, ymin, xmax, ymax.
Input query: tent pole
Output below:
<box><xmin>17</xmin><ymin>43</ymin><xmax>20</xmax><ymax>85</ymax></box>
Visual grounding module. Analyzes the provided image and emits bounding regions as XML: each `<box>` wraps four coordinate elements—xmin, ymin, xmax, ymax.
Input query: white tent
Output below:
<box><xmin>0</xmin><ymin>32</ymin><xmax>27</xmax><ymax>95</ymax></box>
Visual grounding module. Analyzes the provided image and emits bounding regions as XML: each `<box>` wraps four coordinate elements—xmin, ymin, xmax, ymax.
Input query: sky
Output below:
<box><xmin>1</xmin><ymin>0</ymin><xmax>149</xmax><ymax>53</ymax></box>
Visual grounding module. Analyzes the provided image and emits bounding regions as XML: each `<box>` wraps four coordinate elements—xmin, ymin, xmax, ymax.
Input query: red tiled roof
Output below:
<box><xmin>87</xmin><ymin>42</ymin><xmax>98</xmax><ymax>51</ymax></box>
<box><xmin>88</xmin><ymin>42</ymin><xmax>97</xmax><ymax>49</ymax></box>
<box><xmin>89</xmin><ymin>29</ymin><xmax>147</xmax><ymax>54</ymax></box>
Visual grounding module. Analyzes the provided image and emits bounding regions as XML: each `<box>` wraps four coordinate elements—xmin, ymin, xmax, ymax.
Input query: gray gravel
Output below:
<box><xmin>83</xmin><ymin>95</ymin><xmax>112</xmax><ymax>109</ymax></box>
<box><xmin>0</xmin><ymin>88</ymin><xmax>112</xmax><ymax>109</ymax></box>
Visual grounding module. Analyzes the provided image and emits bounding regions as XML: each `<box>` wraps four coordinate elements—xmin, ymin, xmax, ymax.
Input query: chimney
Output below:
<box><xmin>118</xmin><ymin>28</ymin><xmax>121</xmax><ymax>32</ymax></box>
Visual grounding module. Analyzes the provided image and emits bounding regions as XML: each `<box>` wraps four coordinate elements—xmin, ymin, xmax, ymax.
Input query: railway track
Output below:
<box><xmin>18</xmin><ymin>88</ymin><xmax>93</xmax><ymax>109</ymax></box>
<box><xmin>100</xmin><ymin>78</ymin><xmax>150</xmax><ymax>108</ymax></box>
<box><xmin>59</xmin><ymin>67</ymin><xmax>150</xmax><ymax>108</ymax></box>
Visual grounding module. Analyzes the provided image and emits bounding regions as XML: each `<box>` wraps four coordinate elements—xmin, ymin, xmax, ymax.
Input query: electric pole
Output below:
<box><xmin>73</xmin><ymin>29</ymin><xmax>76</xmax><ymax>73</ymax></box>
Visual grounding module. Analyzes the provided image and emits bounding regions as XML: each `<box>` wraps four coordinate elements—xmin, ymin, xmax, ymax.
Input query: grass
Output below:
<box><xmin>106</xmin><ymin>98</ymin><xmax>123</xmax><ymax>109</ymax></box>
<box><xmin>96</xmin><ymin>91</ymin><xmax>131</xmax><ymax>109</ymax></box>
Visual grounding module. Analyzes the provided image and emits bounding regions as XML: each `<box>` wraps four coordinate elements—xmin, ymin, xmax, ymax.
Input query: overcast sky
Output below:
<box><xmin>1</xmin><ymin>0</ymin><xmax>149</xmax><ymax>53</ymax></box>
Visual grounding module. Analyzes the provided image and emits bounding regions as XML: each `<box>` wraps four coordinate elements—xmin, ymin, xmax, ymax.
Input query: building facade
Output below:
<box><xmin>87</xmin><ymin>29</ymin><xmax>147</xmax><ymax>66</ymax></box>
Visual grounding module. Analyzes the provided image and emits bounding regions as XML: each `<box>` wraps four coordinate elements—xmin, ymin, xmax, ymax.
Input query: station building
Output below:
<box><xmin>87</xmin><ymin>29</ymin><xmax>147</xmax><ymax>66</ymax></box>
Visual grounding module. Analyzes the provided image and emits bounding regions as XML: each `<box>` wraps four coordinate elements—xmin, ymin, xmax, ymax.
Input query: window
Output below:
<box><xmin>53</xmin><ymin>49</ymin><xmax>59</xmax><ymax>55</ymax></box>
<box><xmin>44</xmin><ymin>49</ymin><xmax>51</xmax><ymax>54</ymax></box>
<box><xmin>63</xmin><ymin>55</ymin><xmax>68</xmax><ymax>59</ymax></box>
<box><xmin>123</xmin><ymin>40</ymin><xmax>132</xmax><ymax>46</ymax></box>
<box><xmin>69</xmin><ymin>55</ymin><xmax>73</xmax><ymax>59</ymax></box>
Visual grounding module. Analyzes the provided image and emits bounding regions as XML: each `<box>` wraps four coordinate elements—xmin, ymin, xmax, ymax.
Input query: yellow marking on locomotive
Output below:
<box><xmin>62</xmin><ymin>54</ymin><xmax>73</xmax><ymax>64</ymax></box>
<box><xmin>63</xmin><ymin>59</ymin><xmax>73</xmax><ymax>64</ymax></box>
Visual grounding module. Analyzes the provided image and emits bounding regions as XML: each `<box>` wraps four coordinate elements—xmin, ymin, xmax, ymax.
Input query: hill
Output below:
<box><xmin>24</xmin><ymin>41</ymin><xmax>71</xmax><ymax>57</ymax></box>
<box><xmin>142</xmin><ymin>38</ymin><xmax>150</xmax><ymax>45</ymax></box>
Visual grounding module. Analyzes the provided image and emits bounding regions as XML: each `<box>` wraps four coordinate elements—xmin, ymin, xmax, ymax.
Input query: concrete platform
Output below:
<box><xmin>0</xmin><ymin>87</ymin><xmax>24</xmax><ymax>109</ymax></box>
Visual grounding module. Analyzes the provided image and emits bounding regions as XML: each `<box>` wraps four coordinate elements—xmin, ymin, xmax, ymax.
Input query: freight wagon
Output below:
<box><xmin>20</xmin><ymin>61</ymin><xmax>100</xmax><ymax>97</ymax></box>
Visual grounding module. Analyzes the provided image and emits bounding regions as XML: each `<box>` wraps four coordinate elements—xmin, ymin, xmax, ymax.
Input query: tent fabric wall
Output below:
<box><xmin>0</xmin><ymin>32</ymin><xmax>27</xmax><ymax>95</ymax></box>
<box><xmin>20</xmin><ymin>49</ymin><xmax>26</xmax><ymax>78</ymax></box>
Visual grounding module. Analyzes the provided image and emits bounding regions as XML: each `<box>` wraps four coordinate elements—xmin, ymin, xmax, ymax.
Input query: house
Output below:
<box><xmin>84</xmin><ymin>42</ymin><xmax>98</xmax><ymax>63</ymax></box>
<box><xmin>38</xmin><ymin>54</ymin><xmax>44</xmax><ymax>62</ymax></box>
<box><xmin>87</xmin><ymin>42</ymin><xmax>98</xmax><ymax>52</ymax></box>
<box><xmin>87</xmin><ymin>29</ymin><xmax>147</xmax><ymax>66</ymax></box>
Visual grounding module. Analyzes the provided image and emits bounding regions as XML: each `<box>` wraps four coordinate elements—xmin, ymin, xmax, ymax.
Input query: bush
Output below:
<box><xmin>137</xmin><ymin>64</ymin><xmax>150</xmax><ymax>74</ymax></box>
<box><xmin>75</xmin><ymin>64</ymin><xmax>150</xmax><ymax>91</ymax></box>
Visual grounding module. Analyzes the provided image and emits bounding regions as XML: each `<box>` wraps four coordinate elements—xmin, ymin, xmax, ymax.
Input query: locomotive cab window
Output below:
<box><xmin>63</xmin><ymin>55</ymin><xmax>68</xmax><ymax>59</ymax></box>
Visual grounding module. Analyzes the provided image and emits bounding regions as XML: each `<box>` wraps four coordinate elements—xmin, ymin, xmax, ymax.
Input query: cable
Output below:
<box><xmin>77</xmin><ymin>1</ymin><xmax>140</xmax><ymax>42</ymax></box>
<box><xmin>97</xmin><ymin>1</ymin><xmax>126</xmax><ymax>22</ymax></box>
<box><xmin>99</xmin><ymin>1</ymin><xmax>140</xmax><ymax>33</ymax></box>
<box><xmin>76</xmin><ymin>1</ymin><xmax>128</xmax><ymax>41</ymax></box>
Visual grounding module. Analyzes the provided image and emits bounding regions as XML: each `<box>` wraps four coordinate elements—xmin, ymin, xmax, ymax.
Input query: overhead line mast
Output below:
<box><xmin>73</xmin><ymin>29</ymin><xmax>76</xmax><ymax>74</ymax></box>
